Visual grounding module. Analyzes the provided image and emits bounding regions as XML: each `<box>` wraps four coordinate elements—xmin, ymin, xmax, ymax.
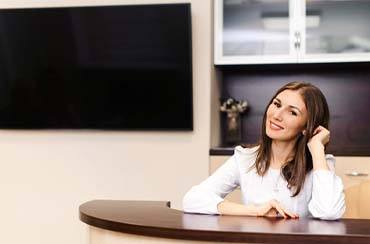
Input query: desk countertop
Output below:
<box><xmin>210</xmin><ymin>147</ymin><xmax>234</xmax><ymax>155</ymax></box>
<box><xmin>79</xmin><ymin>200</ymin><xmax>370</xmax><ymax>244</ymax></box>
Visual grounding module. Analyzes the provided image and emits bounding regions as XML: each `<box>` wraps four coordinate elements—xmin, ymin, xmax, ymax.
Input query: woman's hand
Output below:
<box><xmin>256</xmin><ymin>199</ymin><xmax>298</xmax><ymax>219</ymax></box>
<box><xmin>307</xmin><ymin>125</ymin><xmax>331</xmax><ymax>171</ymax></box>
<box><xmin>307</xmin><ymin>125</ymin><xmax>330</xmax><ymax>153</ymax></box>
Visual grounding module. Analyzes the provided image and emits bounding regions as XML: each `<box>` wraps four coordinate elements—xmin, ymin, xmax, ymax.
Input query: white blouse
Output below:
<box><xmin>183</xmin><ymin>146</ymin><xmax>346</xmax><ymax>220</ymax></box>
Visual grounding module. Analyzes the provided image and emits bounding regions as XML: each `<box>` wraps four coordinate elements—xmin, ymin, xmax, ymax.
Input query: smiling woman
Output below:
<box><xmin>267</xmin><ymin>90</ymin><xmax>308</xmax><ymax>142</ymax></box>
<box><xmin>183</xmin><ymin>82</ymin><xmax>345</xmax><ymax>220</ymax></box>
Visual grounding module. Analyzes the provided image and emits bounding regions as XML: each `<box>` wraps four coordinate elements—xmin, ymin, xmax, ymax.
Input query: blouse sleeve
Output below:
<box><xmin>308</xmin><ymin>155</ymin><xmax>346</xmax><ymax>220</ymax></box>
<box><xmin>182</xmin><ymin>151</ymin><xmax>241</xmax><ymax>215</ymax></box>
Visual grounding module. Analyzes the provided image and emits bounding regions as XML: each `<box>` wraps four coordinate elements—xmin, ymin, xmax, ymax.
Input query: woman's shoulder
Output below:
<box><xmin>234</xmin><ymin>145</ymin><xmax>259</xmax><ymax>154</ymax></box>
<box><xmin>232</xmin><ymin>145</ymin><xmax>259</xmax><ymax>168</ymax></box>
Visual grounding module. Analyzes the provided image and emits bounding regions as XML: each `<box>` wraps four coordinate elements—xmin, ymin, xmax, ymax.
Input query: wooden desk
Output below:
<box><xmin>79</xmin><ymin>200</ymin><xmax>370</xmax><ymax>244</ymax></box>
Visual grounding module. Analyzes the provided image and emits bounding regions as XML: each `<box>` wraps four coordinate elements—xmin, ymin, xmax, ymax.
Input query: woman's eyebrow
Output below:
<box><xmin>289</xmin><ymin>105</ymin><xmax>302</xmax><ymax>114</ymax></box>
<box><xmin>274</xmin><ymin>98</ymin><xmax>302</xmax><ymax>114</ymax></box>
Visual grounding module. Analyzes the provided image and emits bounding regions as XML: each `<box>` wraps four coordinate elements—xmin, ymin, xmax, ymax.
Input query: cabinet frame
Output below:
<box><xmin>214</xmin><ymin>0</ymin><xmax>370</xmax><ymax>65</ymax></box>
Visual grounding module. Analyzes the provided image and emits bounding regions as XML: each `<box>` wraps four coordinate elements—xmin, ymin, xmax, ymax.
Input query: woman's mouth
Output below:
<box><xmin>270</xmin><ymin>121</ymin><xmax>284</xmax><ymax>130</ymax></box>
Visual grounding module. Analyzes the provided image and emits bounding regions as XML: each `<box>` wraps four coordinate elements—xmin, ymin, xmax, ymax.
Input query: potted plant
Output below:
<box><xmin>220</xmin><ymin>98</ymin><xmax>248</xmax><ymax>145</ymax></box>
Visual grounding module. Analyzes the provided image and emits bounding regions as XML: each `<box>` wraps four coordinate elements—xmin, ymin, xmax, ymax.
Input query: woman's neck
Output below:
<box><xmin>270</xmin><ymin>140</ymin><xmax>296</xmax><ymax>169</ymax></box>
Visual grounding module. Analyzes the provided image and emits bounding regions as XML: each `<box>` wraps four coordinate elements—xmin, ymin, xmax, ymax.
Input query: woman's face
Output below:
<box><xmin>266</xmin><ymin>89</ymin><xmax>308</xmax><ymax>142</ymax></box>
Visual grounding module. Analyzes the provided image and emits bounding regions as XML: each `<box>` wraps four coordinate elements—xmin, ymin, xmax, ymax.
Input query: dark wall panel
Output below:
<box><xmin>219</xmin><ymin>63</ymin><xmax>370</xmax><ymax>156</ymax></box>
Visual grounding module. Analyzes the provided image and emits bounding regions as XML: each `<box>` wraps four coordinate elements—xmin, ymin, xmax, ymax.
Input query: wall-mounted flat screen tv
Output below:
<box><xmin>0</xmin><ymin>4</ymin><xmax>193</xmax><ymax>130</ymax></box>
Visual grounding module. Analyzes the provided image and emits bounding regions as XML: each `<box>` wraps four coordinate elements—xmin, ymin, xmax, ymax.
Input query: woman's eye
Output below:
<box><xmin>273</xmin><ymin>101</ymin><xmax>281</xmax><ymax>108</ymax></box>
<box><xmin>290</xmin><ymin>111</ymin><xmax>297</xmax><ymax>116</ymax></box>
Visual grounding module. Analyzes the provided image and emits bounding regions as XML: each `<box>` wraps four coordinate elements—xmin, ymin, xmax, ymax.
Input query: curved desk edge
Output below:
<box><xmin>79</xmin><ymin>200</ymin><xmax>189</xmax><ymax>239</ymax></box>
<box><xmin>79</xmin><ymin>200</ymin><xmax>255</xmax><ymax>243</ymax></box>
<box><xmin>79</xmin><ymin>200</ymin><xmax>370</xmax><ymax>244</ymax></box>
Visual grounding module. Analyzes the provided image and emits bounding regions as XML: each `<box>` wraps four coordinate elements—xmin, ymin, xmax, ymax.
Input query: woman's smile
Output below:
<box><xmin>270</xmin><ymin>121</ymin><xmax>284</xmax><ymax>130</ymax></box>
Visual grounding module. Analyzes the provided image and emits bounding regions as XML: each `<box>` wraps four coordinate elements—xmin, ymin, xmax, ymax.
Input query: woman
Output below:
<box><xmin>183</xmin><ymin>82</ymin><xmax>345</xmax><ymax>220</ymax></box>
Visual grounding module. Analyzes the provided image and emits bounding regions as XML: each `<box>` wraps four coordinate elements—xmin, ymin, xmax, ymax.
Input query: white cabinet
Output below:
<box><xmin>214</xmin><ymin>0</ymin><xmax>370</xmax><ymax>64</ymax></box>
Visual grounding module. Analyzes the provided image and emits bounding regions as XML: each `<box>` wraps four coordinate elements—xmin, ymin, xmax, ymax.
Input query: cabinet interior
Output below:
<box><xmin>213</xmin><ymin>62</ymin><xmax>370</xmax><ymax>156</ymax></box>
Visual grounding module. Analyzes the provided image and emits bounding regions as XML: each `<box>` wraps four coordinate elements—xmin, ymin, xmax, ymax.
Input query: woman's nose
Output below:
<box><xmin>273</xmin><ymin>109</ymin><xmax>283</xmax><ymax>121</ymax></box>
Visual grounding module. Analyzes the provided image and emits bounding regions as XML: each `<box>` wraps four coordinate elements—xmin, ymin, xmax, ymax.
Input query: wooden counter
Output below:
<box><xmin>79</xmin><ymin>200</ymin><xmax>370</xmax><ymax>244</ymax></box>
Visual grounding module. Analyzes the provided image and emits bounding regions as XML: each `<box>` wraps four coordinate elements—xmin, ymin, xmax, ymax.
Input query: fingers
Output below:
<box><xmin>269</xmin><ymin>200</ymin><xmax>299</xmax><ymax>219</ymax></box>
<box><xmin>313</xmin><ymin>125</ymin><xmax>329</xmax><ymax>136</ymax></box>
<box><xmin>313</xmin><ymin>126</ymin><xmax>324</xmax><ymax>136</ymax></box>
<box><xmin>259</xmin><ymin>200</ymin><xmax>299</xmax><ymax>219</ymax></box>
<box><xmin>316</xmin><ymin>126</ymin><xmax>330</xmax><ymax>145</ymax></box>
<box><xmin>274</xmin><ymin>204</ymin><xmax>288</xmax><ymax>218</ymax></box>
<box><xmin>264</xmin><ymin>208</ymin><xmax>278</xmax><ymax>217</ymax></box>
<box><xmin>267</xmin><ymin>208</ymin><xmax>282</xmax><ymax>218</ymax></box>
<box><xmin>308</xmin><ymin>125</ymin><xmax>330</xmax><ymax>148</ymax></box>
<box><xmin>313</xmin><ymin>126</ymin><xmax>321</xmax><ymax>135</ymax></box>
<box><xmin>278</xmin><ymin>205</ymin><xmax>299</xmax><ymax>219</ymax></box>
<box><xmin>257</xmin><ymin>202</ymin><xmax>276</xmax><ymax>217</ymax></box>
<box><xmin>274</xmin><ymin>204</ymin><xmax>295</xmax><ymax>219</ymax></box>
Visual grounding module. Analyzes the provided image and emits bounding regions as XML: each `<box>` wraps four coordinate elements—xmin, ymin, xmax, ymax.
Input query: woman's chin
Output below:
<box><xmin>266</xmin><ymin>130</ymin><xmax>292</xmax><ymax>141</ymax></box>
<box><xmin>266</xmin><ymin>130</ymin><xmax>281</xmax><ymax>140</ymax></box>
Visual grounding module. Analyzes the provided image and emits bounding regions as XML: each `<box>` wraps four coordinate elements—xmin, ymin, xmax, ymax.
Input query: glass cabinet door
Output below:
<box><xmin>215</xmin><ymin>0</ymin><xmax>295</xmax><ymax>64</ymax></box>
<box><xmin>303</xmin><ymin>0</ymin><xmax>370</xmax><ymax>62</ymax></box>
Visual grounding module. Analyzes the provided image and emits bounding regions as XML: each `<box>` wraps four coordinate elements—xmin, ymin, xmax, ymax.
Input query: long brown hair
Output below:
<box><xmin>252</xmin><ymin>81</ymin><xmax>330</xmax><ymax>197</ymax></box>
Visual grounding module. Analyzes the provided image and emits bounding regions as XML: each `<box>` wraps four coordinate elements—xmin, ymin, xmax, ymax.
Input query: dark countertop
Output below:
<box><xmin>79</xmin><ymin>200</ymin><xmax>370</xmax><ymax>244</ymax></box>
<box><xmin>210</xmin><ymin>147</ymin><xmax>235</xmax><ymax>155</ymax></box>
<box><xmin>210</xmin><ymin>146</ymin><xmax>370</xmax><ymax>157</ymax></box>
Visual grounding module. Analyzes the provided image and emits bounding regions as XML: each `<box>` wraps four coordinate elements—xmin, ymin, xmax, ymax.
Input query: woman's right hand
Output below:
<box><xmin>255</xmin><ymin>199</ymin><xmax>299</xmax><ymax>219</ymax></box>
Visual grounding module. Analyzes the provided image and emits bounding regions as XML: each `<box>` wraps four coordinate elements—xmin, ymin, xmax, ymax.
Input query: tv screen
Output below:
<box><xmin>0</xmin><ymin>4</ymin><xmax>193</xmax><ymax>130</ymax></box>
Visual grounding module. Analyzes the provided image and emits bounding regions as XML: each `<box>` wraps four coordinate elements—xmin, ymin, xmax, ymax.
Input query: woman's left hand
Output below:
<box><xmin>307</xmin><ymin>125</ymin><xmax>330</xmax><ymax>153</ymax></box>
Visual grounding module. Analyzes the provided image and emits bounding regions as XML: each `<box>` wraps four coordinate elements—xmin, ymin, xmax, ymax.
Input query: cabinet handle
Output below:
<box><xmin>345</xmin><ymin>171</ymin><xmax>368</xmax><ymax>177</ymax></box>
<box><xmin>294</xmin><ymin>31</ymin><xmax>301</xmax><ymax>49</ymax></box>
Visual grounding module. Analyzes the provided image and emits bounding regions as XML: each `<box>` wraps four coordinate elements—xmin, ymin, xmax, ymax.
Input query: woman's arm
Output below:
<box><xmin>183</xmin><ymin>153</ymin><xmax>240</xmax><ymax>214</ymax></box>
<box><xmin>217</xmin><ymin>201</ymin><xmax>259</xmax><ymax>216</ymax></box>
<box><xmin>308</xmin><ymin>155</ymin><xmax>346</xmax><ymax>220</ymax></box>
<box><xmin>217</xmin><ymin>200</ymin><xmax>298</xmax><ymax>218</ymax></box>
<box><xmin>310</xmin><ymin>145</ymin><xmax>330</xmax><ymax>171</ymax></box>
<box><xmin>307</xmin><ymin>126</ymin><xmax>346</xmax><ymax>220</ymax></box>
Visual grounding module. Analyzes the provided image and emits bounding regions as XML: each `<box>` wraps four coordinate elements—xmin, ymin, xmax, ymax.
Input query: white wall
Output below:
<box><xmin>0</xmin><ymin>1</ymin><xmax>213</xmax><ymax>244</ymax></box>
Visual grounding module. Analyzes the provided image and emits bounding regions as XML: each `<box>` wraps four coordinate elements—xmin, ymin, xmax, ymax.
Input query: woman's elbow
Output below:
<box><xmin>318</xmin><ymin>205</ymin><xmax>346</xmax><ymax>220</ymax></box>
<box><xmin>182</xmin><ymin>188</ymin><xmax>195</xmax><ymax>213</ymax></box>
<box><xmin>182</xmin><ymin>186</ymin><xmax>222</xmax><ymax>214</ymax></box>
<box><xmin>183</xmin><ymin>186</ymin><xmax>204</xmax><ymax>213</ymax></box>
<box><xmin>309</xmin><ymin>196</ymin><xmax>346</xmax><ymax>220</ymax></box>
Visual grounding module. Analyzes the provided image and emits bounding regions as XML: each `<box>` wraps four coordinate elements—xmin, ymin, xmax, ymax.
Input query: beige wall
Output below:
<box><xmin>0</xmin><ymin>1</ymin><xmax>213</xmax><ymax>244</ymax></box>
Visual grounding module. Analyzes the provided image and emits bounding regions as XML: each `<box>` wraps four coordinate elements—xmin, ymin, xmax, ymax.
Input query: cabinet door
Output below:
<box><xmin>335</xmin><ymin>157</ymin><xmax>370</xmax><ymax>219</ymax></box>
<box><xmin>214</xmin><ymin>0</ymin><xmax>297</xmax><ymax>64</ymax></box>
<box><xmin>301</xmin><ymin>0</ymin><xmax>370</xmax><ymax>63</ymax></box>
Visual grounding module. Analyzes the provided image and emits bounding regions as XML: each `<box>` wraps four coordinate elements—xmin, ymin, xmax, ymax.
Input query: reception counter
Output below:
<box><xmin>79</xmin><ymin>200</ymin><xmax>370</xmax><ymax>244</ymax></box>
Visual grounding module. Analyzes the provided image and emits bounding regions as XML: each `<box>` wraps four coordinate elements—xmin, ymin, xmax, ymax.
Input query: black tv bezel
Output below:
<box><xmin>0</xmin><ymin>3</ymin><xmax>193</xmax><ymax>131</ymax></box>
